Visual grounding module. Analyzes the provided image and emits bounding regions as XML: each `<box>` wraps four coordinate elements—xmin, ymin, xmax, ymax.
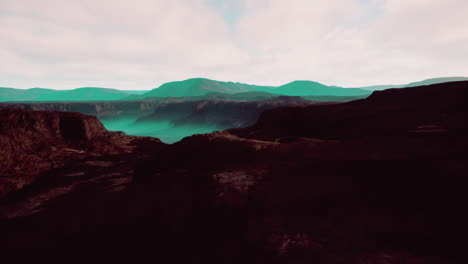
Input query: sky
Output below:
<box><xmin>1</xmin><ymin>0</ymin><xmax>467</xmax><ymax>90</ymax></box>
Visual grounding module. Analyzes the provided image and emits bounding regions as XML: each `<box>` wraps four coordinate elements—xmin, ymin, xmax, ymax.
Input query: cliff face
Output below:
<box><xmin>0</xmin><ymin>108</ymin><xmax>164</xmax><ymax>197</ymax></box>
<box><xmin>0</xmin><ymin>108</ymin><xmax>108</xmax><ymax>141</ymax></box>
<box><xmin>0</xmin><ymin>109</ymin><xmax>103</xmax><ymax>195</ymax></box>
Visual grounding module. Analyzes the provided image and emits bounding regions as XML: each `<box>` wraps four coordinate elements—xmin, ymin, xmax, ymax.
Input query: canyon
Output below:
<box><xmin>0</xmin><ymin>81</ymin><xmax>467</xmax><ymax>264</ymax></box>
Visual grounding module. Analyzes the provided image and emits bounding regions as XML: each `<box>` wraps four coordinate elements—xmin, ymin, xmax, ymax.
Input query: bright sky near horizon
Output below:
<box><xmin>1</xmin><ymin>0</ymin><xmax>467</xmax><ymax>90</ymax></box>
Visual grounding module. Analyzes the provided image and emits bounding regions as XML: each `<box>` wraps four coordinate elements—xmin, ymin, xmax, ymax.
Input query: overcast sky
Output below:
<box><xmin>1</xmin><ymin>0</ymin><xmax>467</xmax><ymax>90</ymax></box>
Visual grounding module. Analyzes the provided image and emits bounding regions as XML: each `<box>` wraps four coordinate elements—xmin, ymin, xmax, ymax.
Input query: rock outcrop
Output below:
<box><xmin>0</xmin><ymin>108</ymin><xmax>163</xmax><ymax>196</ymax></box>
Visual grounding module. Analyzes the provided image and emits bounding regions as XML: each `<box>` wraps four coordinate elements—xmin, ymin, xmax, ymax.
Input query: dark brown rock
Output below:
<box><xmin>0</xmin><ymin>108</ymin><xmax>164</xmax><ymax>196</ymax></box>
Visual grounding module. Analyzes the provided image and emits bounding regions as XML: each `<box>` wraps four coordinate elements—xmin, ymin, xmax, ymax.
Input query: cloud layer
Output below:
<box><xmin>1</xmin><ymin>0</ymin><xmax>467</xmax><ymax>89</ymax></box>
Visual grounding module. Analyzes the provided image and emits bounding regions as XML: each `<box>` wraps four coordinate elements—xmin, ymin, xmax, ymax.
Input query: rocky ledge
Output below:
<box><xmin>0</xmin><ymin>108</ymin><xmax>164</xmax><ymax>196</ymax></box>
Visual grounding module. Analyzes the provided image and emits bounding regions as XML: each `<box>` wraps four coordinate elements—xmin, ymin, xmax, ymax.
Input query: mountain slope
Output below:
<box><xmin>141</xmin><ymin>78</ymin><xmax>275</xmax><ymax>97</ymax></box>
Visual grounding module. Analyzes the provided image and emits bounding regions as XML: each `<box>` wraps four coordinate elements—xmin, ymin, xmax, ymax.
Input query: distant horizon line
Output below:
<box><xmin>2</xmin><ymin>76</ymin><xmax>468</xmax><ymax>91</ymax></box>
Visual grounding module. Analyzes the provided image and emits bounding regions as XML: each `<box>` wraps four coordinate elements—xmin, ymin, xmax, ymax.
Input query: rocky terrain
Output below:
<box><xmin>1</xmin><ymin>81</ymin><xmax>467</xmax><ymax>264</ymax></box>
<box><xmin>0</xmin><ymin>95</ymin><xmax>318</xmax><ymax>143</ymax></box>
<box><xmin>0</xmin><ymin>108</ymin><xmax>163</xmax><ymax>197</ymax></box>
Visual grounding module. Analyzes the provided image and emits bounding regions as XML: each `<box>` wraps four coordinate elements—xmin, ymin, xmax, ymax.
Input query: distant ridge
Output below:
<box><xmin>2</xmin><ymin>76</ymin><xmax>467</xmax><ymax>101</ymax></box>
<box><xmin>140</xmin><ymin>78</ymin><xmax>275</xmax><ymax>98</ymax></box>
<box><xmin>358</xmin><ymin>76</ymin><xmax>468</xmax><ymax>91</ymax></box>
<box><xmin>0</xmin><ymin>87</ymin><xmax>149</xmax><ymax>102</ymax></box>
<box><xmin>272</xmin><ymin>80</ymin><xmax>371</xmax><ymax>96</ymax></box>
<box><xmin>138</xmin><ymin>78</ymin><xmax>371</xmax><ymax>99</ymax></box>
<box><xmin>139</xmin><ymin>77</ymin><xmax>468</xmax><ymax>98</ymax></box>
<box><xmin>404</xmin><ymin>77</ymin><xmax>468</xmax><ymax>88</ymax></box>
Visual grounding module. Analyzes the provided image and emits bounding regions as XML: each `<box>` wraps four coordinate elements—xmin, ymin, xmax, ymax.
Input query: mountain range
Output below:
<box><xmin>2</xmin><ymin>77</ymin><xmax>467</xmax><ymax>102</ymax></box>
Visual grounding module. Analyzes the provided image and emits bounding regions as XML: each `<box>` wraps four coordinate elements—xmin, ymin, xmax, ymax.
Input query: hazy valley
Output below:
<box><xmin>2</xmin><ymin>77</ymin><xmax>465</xmax><ymax>143</ymax></box>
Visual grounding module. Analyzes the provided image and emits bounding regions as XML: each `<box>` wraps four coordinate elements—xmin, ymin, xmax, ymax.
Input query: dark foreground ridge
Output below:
<box><xmin>1</xmin><ymin>81</ymin><xmax>468</xmax><ymax>264</ymax></box>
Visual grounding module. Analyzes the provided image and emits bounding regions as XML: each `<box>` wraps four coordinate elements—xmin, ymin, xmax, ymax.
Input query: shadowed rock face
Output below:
<box><xmin>230</xmin><ymin>81</ymin><xmax>468</xmax><ymax>141</ymax></box>
<box><xmin>0</xmin><ymin>108</ymin><xmax>107</xmax><ymax>141</ymax></box>
<box><xmin>138</xmin><ymin>96</ymin><xmax>314</xmax><ymax>129</ymax></box>
<box><xmin>1</xmin><ymin>82</ymin><xmax>468</xmax><ymax>264</ymax></box>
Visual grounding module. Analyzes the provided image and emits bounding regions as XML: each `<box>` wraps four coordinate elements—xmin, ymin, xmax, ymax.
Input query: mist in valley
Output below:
<box><xmin>100</xmin><ymin>116</ymin><xmax>221</xmax><ymax>143</ymax></box>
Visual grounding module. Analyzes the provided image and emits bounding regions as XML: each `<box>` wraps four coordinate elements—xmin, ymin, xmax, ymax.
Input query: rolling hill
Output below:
<box><xmin>271</xmin><ymin>80</ymin><xmax>371</xmax><ymax>96</ymax></box>
<box><xmin>140</xmin><ymin>78</ymin><xmax>275</xmax><ymax>98</ymax></box>
<box><xmin>138</xmin><ymin>78</ymin><xmax>372</xmax><ymax>99</ymax></box>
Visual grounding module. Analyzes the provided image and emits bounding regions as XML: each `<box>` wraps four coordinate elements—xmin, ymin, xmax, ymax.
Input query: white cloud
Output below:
<box><xmin>0</xmin><ymin>0</ymin><xmax>467</xmax><ymax>89</ymax></box>
<box><xmin>232</xmin><ymin>0</ymin><xmax>468</xmax><ymax>86</ymax></box>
